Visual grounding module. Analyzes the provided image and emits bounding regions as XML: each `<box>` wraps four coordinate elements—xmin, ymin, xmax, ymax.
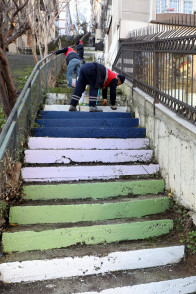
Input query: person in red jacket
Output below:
<box><xmin>75</xmin><ymin>39</ymin><xmax>85</xmax><ymax>64</ymax></box>
<box><xmin>54</xmin><ymin>47</ymin><xmax>81</xmax><ymax>87</ymax></box>
<box><xmin>69</xmin><ymin>62</ymin><xmax>125</xmax><ymax>112</ymax></box>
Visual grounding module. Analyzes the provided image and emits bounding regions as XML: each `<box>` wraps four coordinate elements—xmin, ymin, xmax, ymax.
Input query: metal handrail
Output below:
<box><xmin>113</xmin><ymin>26</ymin><xmax>196</xmax><ymax>125</ymax></box>
<box><xmin>0</xmin><ymin>53</ymin><xmax>63</xmax><ymax>161</ymax></box>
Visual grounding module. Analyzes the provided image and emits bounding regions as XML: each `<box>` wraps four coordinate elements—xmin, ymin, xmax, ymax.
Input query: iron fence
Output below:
<box><xmin>0</xmin><ymin>53</ymin><xmax>64</xmax><ymax>166</ymax></box>
<box><xmin>113</xmin><ymin>25</ymin><xmax>196</xmax><ymax>125</ymax></box>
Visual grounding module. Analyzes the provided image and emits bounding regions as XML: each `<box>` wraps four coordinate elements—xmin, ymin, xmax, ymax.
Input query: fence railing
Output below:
<box><xmin>0</xmin><ymin>53</ymin><xmax>64</xmax><ymax>166</ymax></box>
<box><xmin>113</xmin><ymin>26</ymin><xmax>196</xmax><ymax>125</ymax></box>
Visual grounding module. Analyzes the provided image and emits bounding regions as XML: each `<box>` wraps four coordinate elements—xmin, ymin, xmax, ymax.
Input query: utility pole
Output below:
<box><xmin>75</xmin><ymin>0</ymin><xmax>80</xmax><ymax>34</ymax></box>
<box><xmin>65</xmin><ymin>0</ymin><xmax>73</xmax><ymax>35</ymax></box>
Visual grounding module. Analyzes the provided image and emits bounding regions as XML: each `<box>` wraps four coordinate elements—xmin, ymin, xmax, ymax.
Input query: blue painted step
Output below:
<box><xmin>39</xmin><ymin>111</ymin><xmax>132</xmax><ymax>119</ymax></box>
<box><xmin>33</xmin><ymin>127</ymin><xmax>146</xmax><ymax>138</ymax></box>
<box><xmin>36</xmin><ymin>118</ymin><xmax>139</xmax><ymax>128</ymax></box>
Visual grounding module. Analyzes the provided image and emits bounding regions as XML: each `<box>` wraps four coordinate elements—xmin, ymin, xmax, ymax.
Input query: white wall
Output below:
<box><xmin>105</xmin><ymin>0</ymin><xmax>156</xmax><ymax>67</ymax></box>
<box><xmin>122</xmin><ymin>81</ymin><xmax>196</xmax><ymax>213</ymax></box>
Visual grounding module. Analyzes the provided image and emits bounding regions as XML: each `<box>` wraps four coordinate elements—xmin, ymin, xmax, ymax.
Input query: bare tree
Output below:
<box><xmin>0</xmin><ymin>0</ymin><xmax>30</xmax><ymax>117</ymax></box>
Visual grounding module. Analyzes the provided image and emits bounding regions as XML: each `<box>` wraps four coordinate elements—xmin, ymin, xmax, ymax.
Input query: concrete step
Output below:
<box><xmin>23</xmin><ymin>179</ymin><xmax>165</xmax><ymax>201</ymax></box>
<box><xmin>21</xmin><ymin>164</ymin><xmax>159</xmax><ymax>182</ymax></box>
<box><xmin>24</xmin><ymin>149</ymin><xmax>153</xmax><ymax>164</ymax></box>
<box><xmin>2</xmin><ymin>218</ymin><xmax>173</xmax><ymax>252</ymax></box>
<box><xmin>43</xmin><ymin>105</ymin><xmax>128</xmax><ymax>112</ymax></box>
<box><xmin>39</xmin><ymin>111</ymin><xmax>131</xmax><ymax>119</ymax></box>
<box><xmin>0</xmin><ymin>246</ymin><xmax>184</xmax><ymax>283</ymax></box>
<box><xmin>27</xmin><ymin>137</ymin><xmax>150</xmax><ymax>150</ymax></box>
<box><xmin>33</xmin><ymin>126</ymin><xmax>146</xmax><ymax>138</ymax></box>
<box><xmin>9</xmin><ymin>196</ymin><xmax>170</xmax><ymax>225</ymax></box>
<box><xmin>35</xmin><ymin>118</ymin><xmax>139</xmax><ymax>128</ymax></box>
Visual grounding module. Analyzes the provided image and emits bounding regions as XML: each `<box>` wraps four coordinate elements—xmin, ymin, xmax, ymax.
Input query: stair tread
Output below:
<box><xmin>28</xmin><ymin>137</ymin><xmax>150</xmax><ymax>150</ymax></box>
<box><xmin>21</xmin><ymin>164</ymin><xmax>159</xmax><ymax>182</ymax></box>
<box><xmin>0</xmin><ymin>246</ymin><xmax>186</xmax><ymax>285</ymax></box>
<box><xmin>24</xmin><ymin>149</ymin><xmax>153</xmax><ymax>164</ymax></box>
<box><xmin>22</xmin><ymin>179</ymin><xmax>165</xmax><ymax>200</ymax></box>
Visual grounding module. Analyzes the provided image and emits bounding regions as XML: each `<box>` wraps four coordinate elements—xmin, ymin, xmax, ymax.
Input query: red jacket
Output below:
<box><xmin>64</xmin><ymin>47</ymin><xmax>77</xmax><ymax>57</ymax></box>
<box><xmin>103</xmin><ymin>68</ymin><xmax>118</xmax><ymax>88</ymax></box>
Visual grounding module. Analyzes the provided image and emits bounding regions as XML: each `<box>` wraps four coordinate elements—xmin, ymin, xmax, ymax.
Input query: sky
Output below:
<box><xmin>69</xmin><ymin>0</ymin><xmax>91</xmax><ymax>24</ymax></box>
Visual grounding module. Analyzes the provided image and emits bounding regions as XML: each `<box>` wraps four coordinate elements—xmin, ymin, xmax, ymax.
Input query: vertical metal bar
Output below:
<box><xmin>191</xmin><ymin>54</ymin><xmax>193</xmax><ymax>107</ymax></box>
<box><xmin>45</xmin><ymin>59</ymin><xmax>48</xmax><ymax>92</ymax></box>
<box><xmin>186</xmin><ymin>54</ymin><xmax>189</xmax><ymax>104</ymax></box>
<box><xmin>12</xmin><ymin>112</ymin><xmax>18</xmax><ymax>160</ymax></box>
<box><xmin>38</xmin><ymin>64</ymin><xmax>41</xmax><ymax>103</ymax></box>
<box><xmin>182</xmin><ymin>54</ymin><xmax>185</xmax><ymax>102</ymax></box>
<box><xmin>28</xmin><ymin>81</ymin><xmax>32</xmax><ymax>129</ymax></box>
<box><xmin>153</xmin><ymin>37</ymin><xmax>159</xmax><ymax>112</ymax></box>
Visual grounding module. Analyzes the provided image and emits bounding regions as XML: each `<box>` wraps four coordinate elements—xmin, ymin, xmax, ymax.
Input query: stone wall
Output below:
<box><xmin>122</xmin><ymin>80</ymin><xmax>196</xmax><ymax>213</ymax></box>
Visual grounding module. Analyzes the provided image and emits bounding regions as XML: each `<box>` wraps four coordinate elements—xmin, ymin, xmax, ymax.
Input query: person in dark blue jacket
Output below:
<box><xmin>75</xmin><ymin>39</ymin><xmax>85</xmax><ymax>64</ymax></box>
<box><xmin>69</xmin><ymin>62</ymin><xmax>125</xmax><ymax>112</ymax></box>
<box><xmin>54</xmin><ymin>47</ymin><xmax>81</xmax><ymax>87</ymax></box>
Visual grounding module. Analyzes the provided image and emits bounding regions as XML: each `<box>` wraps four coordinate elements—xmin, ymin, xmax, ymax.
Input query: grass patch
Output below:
<box><xmin>13</xmin><ymin>67</ymin><xmax>34</xmax><ymax>95</ymax></box>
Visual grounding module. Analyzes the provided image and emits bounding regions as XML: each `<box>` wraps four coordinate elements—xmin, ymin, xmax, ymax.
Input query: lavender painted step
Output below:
<box><xmin>24</xmin><ymin>149</ymin><xmax>153</xmax><ymax>164</ymax></box>
<box><xmin>28</xmin><ymin>138</ymin><xmax>150</xmax><ymax>150</ymax></box>
<box><xmin>39</xmin><ymin>111</ymin><xmax>132</xmax><ymax>119</ymax></box>
<box><xmin>36</xmin><ymin>118</ymin><xmax>139</xmax><ymax>128</ymax></box>
<box><xmin>33</xmin><ymin>127</ymin><xmax>146</xmax><ymax>138</ymax></box>
<box><xmin>22</xmin><ymin>164</ymin><xmax>159</xmax><ymax>182</ymax></box>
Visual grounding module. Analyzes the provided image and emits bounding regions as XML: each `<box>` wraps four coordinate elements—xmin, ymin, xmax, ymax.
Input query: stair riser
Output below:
<box><xmin>9</xmin><ymin>197</ymin><xmax>170</xmax><ymax>225</ymax></box>
<box><xmin>0</xmin><ymin>246</ymin><xmax>184</xmax><ymax>283</ymax></box>
<box><xmin>24</xmin><ymin>150</ymin><xmax>153</xmax><ymax>164</ymax></box>
<box><xmin>77</xmin><ymin>277</ymin><xmax>196</xmax><ymax>294</ymax></box>
<box><xmin>33</xmin><ymin>127</ymin><xmax>146</xmax><ymax>138</ymax></box>
<box><xmin>28</xmin><ymin>138</ymin><xmax>150</xmax><ymax>150</ymax></box>
<box><xmin>23</xmin><ymin>180</ymin><xmax>165</xmax><ymax>200</ymax></box>
<box><xmin>2</xmin><ymin>220</ymin><xmax>173</xmax><ymax>252</ymax></box>
<box><xmin>40</xmin><ymin>111</ymin><xmax>132</xmax><ymax>119</ymax></box>
<box><xmin>36</xmin><ymin>118</ymin><xmax>139</xmax><ymax>128</ymax></box>
<box><xmin>22</xmin><ymin>164</ymin><xmax>159</xmax><ymax>182</ymax></box>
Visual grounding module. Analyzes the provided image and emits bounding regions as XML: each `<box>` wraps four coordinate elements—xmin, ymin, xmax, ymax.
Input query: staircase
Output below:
<box><xmin>0</xmin><ymin>91</ymin><xmax>196</xmax><ymax>293</ymax></box>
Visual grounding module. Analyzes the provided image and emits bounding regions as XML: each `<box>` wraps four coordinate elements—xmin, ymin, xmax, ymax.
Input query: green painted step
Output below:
<box><xmin>9</xmin><ymin>197</ymin><xmax>170</xmax><ymax>225</ymax></box>
<box><xmin>2</xmin><ymin>219</ymin><xmax>173</xmax><ymax>252</ymax></box>
<box><xmin>23</xmin><ymin>179</ymin><xmax>164</xmax><ymax>201</ymax></box>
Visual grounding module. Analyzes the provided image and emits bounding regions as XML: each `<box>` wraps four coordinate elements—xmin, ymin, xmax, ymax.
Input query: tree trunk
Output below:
<box><xmin>0</xmin><ymin>52</ymin><xmax>17</xmax><ymax>117</ymax></box>
<box><xmin>27</xmin><ymin>29</ymin><xmax>38</xmax><ymax>63</ymax></box>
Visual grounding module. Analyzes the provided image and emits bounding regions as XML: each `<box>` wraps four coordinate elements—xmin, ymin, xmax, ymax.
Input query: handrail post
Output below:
<box><xmin>12</xmin><ymin>111</ymin><xmax>18</xmax><ymax>160</ymax></box>
<box><xmin>38</xmin><ymin>64</ymin><xmax>41</xmax><ymax>103</ymax></box>
<box><xmin>28</xmin><ymin>81</ymin><xmax>32</xmax><ymax>129</ymax></box>
<box><xmin>153</xmin><ymin>36</ymin><xmax>159</xmax><ymax>114</ymax></box>
<box><xmin>45</xmin><ymin>59</ymin><xmax>48</xmax><ymax>92</ymax></box>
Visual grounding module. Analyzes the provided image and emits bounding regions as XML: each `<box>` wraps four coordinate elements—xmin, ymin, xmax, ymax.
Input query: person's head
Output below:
<box><xmin>76</xmin><ymin>39</ymin><xmax>79</xmax><ymax>45</ymax></box>
<box><xmin>117</xmin><ymin>74</ymin><xmax>125</xmax><ymax>86</ymax></box>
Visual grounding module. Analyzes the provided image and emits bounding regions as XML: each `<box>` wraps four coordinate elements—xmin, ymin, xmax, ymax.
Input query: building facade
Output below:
<box><xmin>156</xmin><ymin>0</ymin><xmax>195</xmax><ymax>14</ymax></box>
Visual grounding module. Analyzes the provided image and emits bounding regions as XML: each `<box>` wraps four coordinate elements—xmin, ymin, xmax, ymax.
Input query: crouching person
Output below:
<box><xmin>69</xmin><ymin>62</ymin><xmax>125</xmax><ymax>112</ymax></box>
<box><xmin>54</xmin><ymin>47</ymin><xmax>81</xmax><ymax>88</ymax></box>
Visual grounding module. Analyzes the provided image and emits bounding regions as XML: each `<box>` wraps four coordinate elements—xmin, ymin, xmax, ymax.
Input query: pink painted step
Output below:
<box><xmin>22</xmin><ymin>164</ymin><xmax>159</xmax><ymax>182</ymax></box>
<box><xmin>24</xmin><ymin>149</ymin><xmax>153</xmax><ymax>164</ymax></box>
<box><xmin>28</xmin><ymin>138</ymin><xmax>150</xmax><ymax>150</ymax></box>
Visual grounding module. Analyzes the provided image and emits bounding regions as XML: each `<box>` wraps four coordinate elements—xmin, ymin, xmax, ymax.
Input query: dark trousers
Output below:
<box><xmin>70</xmin><ymin>63</ymin><xmax>99</xmax><ymax>107</ymax></box>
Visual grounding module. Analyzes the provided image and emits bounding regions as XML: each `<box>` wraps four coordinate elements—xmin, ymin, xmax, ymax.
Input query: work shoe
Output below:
<box><xmin>69</xmin><ymin>105</ymin><xmax>77</xmax><ymax>111</ymax></box>
<box><xmin>89</xmin><ymin>106</ymin><xmax>103</xmax><ymax>112</ymax></box>
<box><xmin>110</xmin><ymin>105</ymin><xmax>117</xmax><ymax>110</ymax></box>
<box><xmin>103</xmin><ymin>99</ymin><xmax>107</xmax><ymax>106</ymax></box>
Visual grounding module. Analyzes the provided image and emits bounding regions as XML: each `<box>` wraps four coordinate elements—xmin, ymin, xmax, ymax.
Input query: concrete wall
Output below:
<box><xmin>104</xmin><ymin>0</ymin><xmax>156</xmax><ymax>67</ymax></box>
<box><xmin>122</xmin><ymin>80</ymin><xmax>196</xmax><ymax>213</ymax></box>
<box><xmin>120</xmin><ymin>0</ymin><xmax>156</xmax><ymax>38</ymax></box>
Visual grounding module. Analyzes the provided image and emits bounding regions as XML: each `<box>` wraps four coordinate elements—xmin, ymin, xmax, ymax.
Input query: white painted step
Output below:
<box><xmin>28</xmin><ymin>138</ymin><xmax>150</xmax><ymax>150</ymax></box>
<box><xmin>43</xmin><ymin>105</ymin><xmax>128</xmax><ymax>112</ymax></box>
<box><xmin>24</xmin><ymin>149</ymin><xmax>153</xmax><ymax>164</ymax></box>
<box><xmin>22</xmin><ymin>164</ymin><xmax>159</xmax><ymax>182</ymax></box>
<box><xmin>77</xmin><ymin>276</ymin><xmax>196</xmax><ymax>294</ymax></box>
<box><xmin>0</xmin><ymin>246</ymin><xmax>185</xmax><ymax>283</ymax></box>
